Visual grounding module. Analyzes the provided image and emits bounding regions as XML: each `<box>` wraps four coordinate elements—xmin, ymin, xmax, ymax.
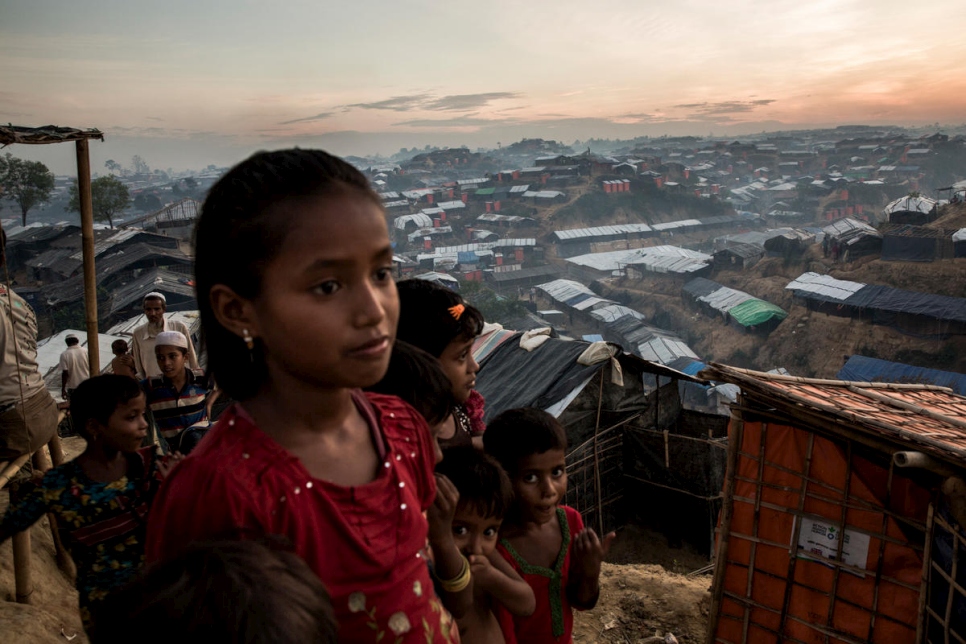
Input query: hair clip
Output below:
<box><xmin>448</xmin><ymin>304</ymin><xmax>465</xmax><ymax>320</ymax></box>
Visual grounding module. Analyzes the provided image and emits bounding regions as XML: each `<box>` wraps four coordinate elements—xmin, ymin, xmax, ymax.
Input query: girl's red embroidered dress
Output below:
<box><xmin>146</xmin><ymin>391</ymin><xmax>458</xmax><ymax>643</ymax></box>
<box><xmin>493</xmin><ymin>506</ymin><xmax>585</xmax><ymax>644</ymax></box>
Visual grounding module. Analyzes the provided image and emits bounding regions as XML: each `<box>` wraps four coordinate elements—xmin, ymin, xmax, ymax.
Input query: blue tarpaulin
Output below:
<box><xmin>837</xmin><ymin>355</ymin><xmax>966</xmax><ymax>396</ymax></box>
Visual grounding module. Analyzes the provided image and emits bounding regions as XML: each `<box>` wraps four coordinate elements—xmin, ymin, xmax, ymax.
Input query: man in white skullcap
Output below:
<box><xmin>130</xmin><ymin>292</ymin><xmax>199</xmax><ymax>379</ymax></box>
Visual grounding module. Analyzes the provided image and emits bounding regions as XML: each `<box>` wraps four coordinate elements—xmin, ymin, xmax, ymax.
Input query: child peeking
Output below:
<box><xmin>396</xmin><ymin>279</ymin><xmax>486</xmax><ymax>449</ymax></box>
<box><xmin>0</xmin><ymin>375</ymin><xmax>175</xmax><ymax>633</ymax></box>
<box><xmin>145</xmin><ymin>149</ymin><xmax>466</xmax><ymax>643</ymax></box>
<box><xmin>141</xmin><ymin>330</ymin><xmax>214</xmax><ymax>455</ymax></box>
<box><xmin>484</xmin><ymin>408</ymin><xmax>615</xmax><ymax>644</ymax></box>
<box><xmin>435</xmin><ymin>446</ymin><xmax>536</xmax><ymax>644</ymax></box>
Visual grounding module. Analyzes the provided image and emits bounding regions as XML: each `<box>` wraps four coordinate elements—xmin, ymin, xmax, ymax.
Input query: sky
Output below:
<box><xmin>3</xmin><ymin>0</ymin><xmax>966</xmax><ymax>175</ymax></box>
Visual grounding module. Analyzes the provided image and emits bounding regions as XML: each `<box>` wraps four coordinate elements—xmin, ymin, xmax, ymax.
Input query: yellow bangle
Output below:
<box><xmin>435</xmin><ymin>554</ymin><xmax>471</xmax><ymax>593</ymax></box>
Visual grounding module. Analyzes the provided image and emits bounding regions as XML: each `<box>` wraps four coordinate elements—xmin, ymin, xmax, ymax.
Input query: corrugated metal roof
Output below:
<box><xmin>509</xmin><ymin>184</ymin><xmax>530</xmax><ymax>193</ymax></box>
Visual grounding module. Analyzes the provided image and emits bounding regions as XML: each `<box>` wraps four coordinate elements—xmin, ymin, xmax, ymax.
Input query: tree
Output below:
<box><xmin>67</xmin><ymin>176</ymin><xmax>131</xmax><ymax>228</ymax></box>
<box><xmin>0</xmin><ymin>153</ymin><xmax>56</xmax><ymax>226</ymax></box>
<box><xmin>131</xmin><ymin>155</ymin><xmax>149</xmax><ymax>175</ymax></box>
<box><xmin>133</xmin><ymin>192</ymin><xmax>162</xmax><ymax>212</ymax></box>
<box><xmin>104</xmin><ymin>159</ymin><xmax>122</xmax><ymax>175</ymax></box>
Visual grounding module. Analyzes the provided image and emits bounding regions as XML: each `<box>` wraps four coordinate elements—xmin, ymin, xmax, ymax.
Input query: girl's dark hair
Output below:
<box><xmin>90</xmin><ymin>538</ymin><xmax>337</xmax><ymax>644</ymax></box>
<box><xmin>483</xmin><ymin>407</ymin><xmax>568</xmax><ymax>476</ymax></box>
<box><xmin>365</xmin><ymin>341</ymin><xmax>454</xmax><ymax>426</ymax></box>
<box><xmin>436</xmin><ymin>446</ymin><xmax>513</xmax><ymax>520</ymax></box>
<box><xmin>395</xmin><ymin>279</ymin><xmax>484</xmax><ymax>358</ymax></box>
<box><xmin>70</xmin><ymin>375</ymin><xmax>144</xmax><ymax>441</ymax></box>
<box><xmin>194</xmin><ymin>149</ymin><xmax>382</xmax><ymax>400</ymax></box>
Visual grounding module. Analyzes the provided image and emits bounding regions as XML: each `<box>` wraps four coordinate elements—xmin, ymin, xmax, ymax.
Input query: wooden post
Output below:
<box><xmin>75</xmin><ymin>139</ymin><xmax>99</xmax><ymax>373</ymax></box>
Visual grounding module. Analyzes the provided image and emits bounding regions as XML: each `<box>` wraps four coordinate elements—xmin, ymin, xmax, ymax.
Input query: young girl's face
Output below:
<box><xmin>95</xmin><ymin>393</ymin><xmax>149</xmax><ymax>452</ymax></box>
<box><xmin>247</xmin><ymin>194</ymin><xmax>398</xmax><ymax>390</ymax></box>
<box><xmin>452</xmin><ymin>504</ymin><xmax>502</xmax><ymax>557</ymax></box>
<box><xmin>511</xmin><ymin>449</ymin><xmax>568</xmax><ymax>525</ymax></box>
<box><xmin>438</xmin><ymin>335</ymin><xmax>479</xmax><ymax>404</ymax></box>
<box><xmin>156</xmin><ymin>345</ymin><xmax>186</xmax><ymax>379</ymax></box>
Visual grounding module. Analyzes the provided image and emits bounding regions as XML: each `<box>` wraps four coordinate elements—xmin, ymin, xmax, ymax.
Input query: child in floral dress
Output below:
<box><xmin>0</xmin><ymin>375</ymin><xmax>174</xmax><ymax>633</ymax></box>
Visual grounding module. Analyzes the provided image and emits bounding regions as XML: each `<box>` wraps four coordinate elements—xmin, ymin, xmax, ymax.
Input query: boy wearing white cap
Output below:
<box><xmin>131</xmin><ymin>292</ymin><xmax>199</xmax><ymax>379</ymax></box>
<box><xmin>142</xmin><ymin>331</ymin><xmax>213</xmax><ymax>455</ymax></box>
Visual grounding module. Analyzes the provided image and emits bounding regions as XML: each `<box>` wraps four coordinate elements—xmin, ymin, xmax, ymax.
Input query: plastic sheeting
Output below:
<box><xmin>728</xmin><ymin>299</ymin><xmax>788</xmax><ymax>327</ymax></box>
<box><xmin>837</xmin><ymin>355</ymin><xmax>966</xmax><ymax>396</ymax></box>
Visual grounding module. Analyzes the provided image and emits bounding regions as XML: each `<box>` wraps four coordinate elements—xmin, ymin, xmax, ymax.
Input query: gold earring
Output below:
<box><xmin>242</xmin><ymin>329</ymin><xmax>254</xmax><ymax>351</ymax></box>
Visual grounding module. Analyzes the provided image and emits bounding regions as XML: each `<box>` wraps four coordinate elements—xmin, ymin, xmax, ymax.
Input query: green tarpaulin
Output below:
<box><xmin>728</xmin><ymin>299</ymin><xmax>787</xmax><ymax>327</ymax></box>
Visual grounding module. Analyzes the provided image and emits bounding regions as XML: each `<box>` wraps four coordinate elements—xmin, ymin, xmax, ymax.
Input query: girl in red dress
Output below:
<box><xmin>145</xmin><ymin>149</ymin><xmax>467</xmax><ymax>643</ymax></box>
<box><xmin>484</xmin><ymin>408</ymin><xmax>615</xmax><ymax>644</ymax></box>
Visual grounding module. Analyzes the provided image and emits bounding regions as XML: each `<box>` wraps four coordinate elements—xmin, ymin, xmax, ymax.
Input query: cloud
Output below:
<box><xmin>423</xmin><ymin>92</ymin><xmax>520</xmax><ymax>111</ymax></box>
<box><xmin>347</xmin><ymin>92</ymin><xmax>520</xmax><ymax>113</ymax></box>
<box><xmin>348</xmin><ymin>94</ymin><xmax>432</xmax><ymax>112</ymax></box>
<box><xmin>145</xmin><ymin>116</ymin><xmax>164</xmax><ymax>121</ymax></box>
<box><xmin>278</xmin><ymin>111</ymin><xmax>334</xmax><ymax>125</ymax></box>
<box><xmin>675</xmin><ymin>100</ymin><xmax>776</xmax><ymax>116</ymax></box>
<box><xmin>395</xmin><ymin>115</ymin><xmax>519</xmax><ymax>128</ymax></box>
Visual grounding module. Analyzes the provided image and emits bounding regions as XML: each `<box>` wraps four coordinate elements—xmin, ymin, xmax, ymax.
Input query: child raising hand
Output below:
<box><xmin>145</xmin><ymin>149</ymin><xmax>462</xmax><ymax>643</ymax></box>
<box><xmin>484</xmin><ymin>408</ymin><xmax>615</xmax><ymax>644</ymax></box>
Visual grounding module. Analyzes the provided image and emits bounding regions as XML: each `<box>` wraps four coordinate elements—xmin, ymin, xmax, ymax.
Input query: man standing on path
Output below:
<box><xmin>59</xmin><ymin>334</ymin><xmax>90</xmax><ymax>401</ymax></box>
<box><xmin>130</xmin><ymin>292</ymin><xmax>199</xmax><ymax>379</ymax></box>
<box><xmin>0</xmin><ymin>228</ymin><xmax>59</xmax><ymax>462</ymax></box>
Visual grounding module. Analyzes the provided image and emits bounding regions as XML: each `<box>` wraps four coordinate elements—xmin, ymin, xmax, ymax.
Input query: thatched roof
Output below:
<box><xmin>0</xmin><ymin>124</ymin><xmax>104</xmax><ymax>147</ymax></box>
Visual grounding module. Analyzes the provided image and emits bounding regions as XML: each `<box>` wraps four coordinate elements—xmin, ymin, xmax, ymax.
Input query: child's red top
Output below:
<box><xmin>494</xmin><ymin>505</ymin><xmax>585</xmax><ymax>644</ymax></box>
<box><xmin>145</xmin><ymin>391</ymin><xmax>459</xmax><ymax>643</ymax></box>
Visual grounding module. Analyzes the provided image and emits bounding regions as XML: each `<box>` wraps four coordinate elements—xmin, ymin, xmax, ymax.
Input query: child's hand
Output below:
<box><xmin>572</xmin><ymin>528</ymin><xmax>616</xmax><ymax>581</ymax></box>
<box><xmin>427</xmin><ymin>473</ymin><xmax>459</xmax><ymax>542</ymax></box>
<box><xmin>158</xmin><ymin>452</ymin><xmax>184</xmax><ymax>479</ymax></box>
<box><xmin>469</xmin><ymin>553</ymin><xmax>499</xmax><ymax>590</ymax></box>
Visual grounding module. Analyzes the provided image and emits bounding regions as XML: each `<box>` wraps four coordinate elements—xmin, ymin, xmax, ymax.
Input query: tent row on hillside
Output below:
<box><xmin>786</xmin><ymin>271</ymin><xmax>966</xmax><ymax>337</ymax></box>
<box><xmin>683</xmin><ymin>277</ymin><xmax>788</xmax><ymax>334</ymax></box>
<box><xmin>551</xmin><ymin>213</ymin><xmax>755</xmax><ymax>247</ymax></box>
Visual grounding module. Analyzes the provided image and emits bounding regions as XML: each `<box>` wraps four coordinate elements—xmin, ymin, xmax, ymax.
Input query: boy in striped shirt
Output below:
<box><xmin>142</xmin><ymin>331</ymin><xmax>212</xmax><ymax>455</ymax></box>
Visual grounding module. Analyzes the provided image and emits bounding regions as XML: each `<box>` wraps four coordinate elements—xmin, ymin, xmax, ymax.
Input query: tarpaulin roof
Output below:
<box><xmin>476</xmin><ymin>335</ymin><xmax>698</xmax><ymax>420</ymax></box>
<box><xmin>838</xmin><ymin>355</ymin><xmax>966</xmax><ymax>396</ymax></box>
<box><xmin>728</xmin><ymin>299</ymin><xmax>788</xmax><ymax>327</ymax></box>
<box><xmin>589</xmin><ymin>305</ymin><xmax>646</xmax><ymax>324</ymax></box>
<box><xmin>785</xmin><ymin>272</ymin><xmax>866</xmax><ymax>303</ymax></box>
<box><xmin>884</xmin><ymin>195</ymin><xmax>937</xmax><ymax>215</ymax></box>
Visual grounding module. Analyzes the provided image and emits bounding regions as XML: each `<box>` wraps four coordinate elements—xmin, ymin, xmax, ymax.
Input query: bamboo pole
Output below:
<box><xmin>706</xmin><ymin>413</ymin><xmax>743</xmax><ymax>644</ymax></box>
<box><xmin>75</xmin><ymin>139</ymin><xmax>99</xmax><ymax>373</ymax></box>
<box><xmin>12</xmin><ymin>530</ymin><xmax>32</xmax><ymax>604</ymax></box>
<box><xmin>592</xmin><ymin>370</ymin><xmax>604</xmax><ymax>537</ymax></box>
<box><xmin>0</xmin><ymin>453</ymin><xmax>30</xmax><ymax>489</ymax></box>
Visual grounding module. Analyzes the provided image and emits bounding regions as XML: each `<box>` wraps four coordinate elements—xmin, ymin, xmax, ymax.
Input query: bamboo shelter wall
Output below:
<box><xmin>711</xmin><ymin>418</ymin><xmax>931</xmax><ymax>644</ymax></box>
